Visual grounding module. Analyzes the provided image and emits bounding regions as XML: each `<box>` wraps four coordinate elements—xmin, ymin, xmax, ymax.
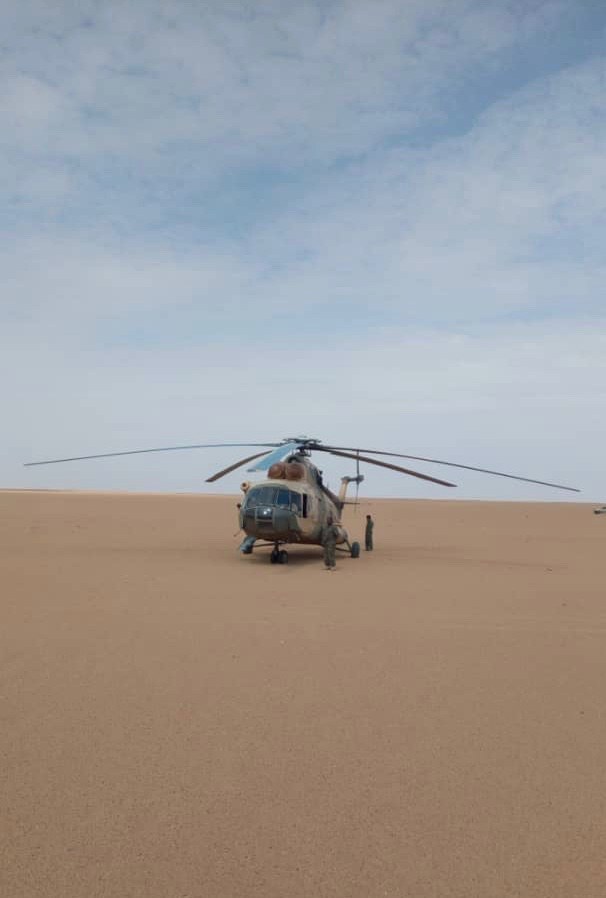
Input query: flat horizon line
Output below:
<box><xmin>0</xmin><ymin>487</ymin><xmax>596</xmax><ymax>505</ymax></box>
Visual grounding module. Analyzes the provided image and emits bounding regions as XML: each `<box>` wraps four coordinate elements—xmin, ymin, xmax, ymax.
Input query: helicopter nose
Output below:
<box><xmin>243</xmin><ymin>505</ymin><xmax>299</xmax><ymax>540</ymax></box>
<box><xmin>272</xmin><ymin>507</ymin><xmax>292</xmax><ymax>535</ymax></box>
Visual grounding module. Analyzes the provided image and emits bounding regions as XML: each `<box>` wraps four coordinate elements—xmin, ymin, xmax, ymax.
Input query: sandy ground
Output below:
<box><xmin>1</xmin><ymin>490</ymin><xmax>605</xmax><ymax>898</ymax></box>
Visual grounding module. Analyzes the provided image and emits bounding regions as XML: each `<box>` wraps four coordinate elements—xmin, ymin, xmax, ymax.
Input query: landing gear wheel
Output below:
<box><xmin>270</xmin><ymin>549</ymin><xmax>279</xmax><ymax>564</ymax></box>
<box><xmin>350</xmin><ymin>541</ymin><xmax>360</xmax><ymax>558</ymax></box>
<box><xmin>278</xmin><ymin>550</ymin><xmax>289</xmax><ymax>564</ymax></box>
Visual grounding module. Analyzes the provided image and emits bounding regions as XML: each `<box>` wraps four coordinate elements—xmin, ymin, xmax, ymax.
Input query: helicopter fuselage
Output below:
<box><xmin>238</xmin><ymin>454</ymin><xmax>349</xmax><ymax>548</ymax></box>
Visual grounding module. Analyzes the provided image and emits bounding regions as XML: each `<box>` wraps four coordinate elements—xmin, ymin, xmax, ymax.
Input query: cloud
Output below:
<box><xmin>241</xmin><ymin>54</ymin><xmax>606</xmax><ymax>324</ymax></box>
<box><xmin>1</xmin><ymin>1</ymin><xmax>580</xmax><ymax>215</ymax></box>
<box><xmin>6</xmin><ymin>42</ymin><xmax>606</xmax><ymax>337</ymax></box>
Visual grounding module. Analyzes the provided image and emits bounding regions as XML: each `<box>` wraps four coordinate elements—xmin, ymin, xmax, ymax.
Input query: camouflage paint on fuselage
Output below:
<box><xmin>238</xmin><ymin>454</ymin><xmax>350</xmax><ymax>547</ymax></box>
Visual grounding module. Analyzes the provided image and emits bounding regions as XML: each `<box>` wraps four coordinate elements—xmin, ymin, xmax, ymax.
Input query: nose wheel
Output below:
<box><xmin>270</xmin><ymin>546</ymin><xmax>289</xmax><ymax>564</ymax></box>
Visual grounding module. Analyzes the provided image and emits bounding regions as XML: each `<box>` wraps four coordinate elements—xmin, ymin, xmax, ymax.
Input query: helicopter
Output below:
<box><xmin>25</xmin><ymin>435</ymin><xmax>580</xmax><ymax>564</ymax></box>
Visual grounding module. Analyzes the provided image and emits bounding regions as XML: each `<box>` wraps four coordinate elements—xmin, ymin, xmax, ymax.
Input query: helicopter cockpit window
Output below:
<box><xmin>244</xmin><ymin>486</ymin><xmax>304</xmax><ymax>515</ymax></box>
<box><xmin>276</xmin><ymin>488</ymin><xmax>290</xmax><ymax>508</ymax></box>
<box><xmin>244</xmin><ymin>486</ymin><xmax>277</xmax><ymax>508</ymax></box>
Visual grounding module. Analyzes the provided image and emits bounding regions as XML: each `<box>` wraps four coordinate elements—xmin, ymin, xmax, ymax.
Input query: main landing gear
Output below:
<box><xmin>270</xmin><ymin>544</ymin><xmax>289</xmax><ymax>564</ymax></box>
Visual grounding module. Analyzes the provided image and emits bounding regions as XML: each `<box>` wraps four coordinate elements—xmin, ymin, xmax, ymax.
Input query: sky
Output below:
<box><xmin>2</xmin><ymin>0</ymin><xmax>605</xmax><ymax>500</ymax></box>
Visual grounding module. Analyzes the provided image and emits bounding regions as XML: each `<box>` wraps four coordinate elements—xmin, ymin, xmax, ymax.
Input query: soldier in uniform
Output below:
<box><xmin>365</xmin><ymin>514</ymin><xmax>374</xmax><ymax>551</ymax></box>
<box><xmin>321</xmin><ymin>515</ymin><xmax>340</xmax><ymax>570</ymax></box>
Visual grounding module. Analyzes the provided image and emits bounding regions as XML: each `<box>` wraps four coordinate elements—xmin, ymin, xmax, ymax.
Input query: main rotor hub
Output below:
<box><xmin>282</xmin><ymin>436</ymin><xmax>321</xmax><ymax>447</ymax></box>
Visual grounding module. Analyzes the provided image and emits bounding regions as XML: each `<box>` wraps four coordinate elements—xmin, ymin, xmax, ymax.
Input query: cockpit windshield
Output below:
<box><xmin>288</xmin><ymin>491</ymin><xmax>302</xmax><ymax>514</ymax></box>
<box><xmin>245</xmin><ymin>486</ymin><xmax>277</xmax><ymax>507</ymax></box>
<box><xmin>244</xmin><ymin>486</ymin><xmax>304</xmax><ymax>515</ymax></box>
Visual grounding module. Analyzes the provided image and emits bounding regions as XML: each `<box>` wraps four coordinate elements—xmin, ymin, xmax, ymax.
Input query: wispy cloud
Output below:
<box><xmin>1</xmin><ymin>1</ymin><xmax>586</xmax><ymax>219</ymax></box>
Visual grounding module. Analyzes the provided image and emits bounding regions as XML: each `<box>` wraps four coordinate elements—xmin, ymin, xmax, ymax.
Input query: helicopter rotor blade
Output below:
<box><xmin>320</xmin><ymin>445</ymin><xmax>579</xmax><ymax>493</ymax></box>
<box><xmin>205</xmin><ymin>450</ymin><xmax>274</xmax><ymax>483</ymax></box>
<box><xmin>319</xmin><ymin>448</ymin><xmax>457</xmax><ymax>487</ymax></box>
<box><xmin>246</xmin><ymin>442</ymin><xmax>302</xmax><ymax>472</ymax></box>
<box><xmin>23</xmin><ymin>442</ymin><xmax>280</xmax><ymax>467</ymax></box>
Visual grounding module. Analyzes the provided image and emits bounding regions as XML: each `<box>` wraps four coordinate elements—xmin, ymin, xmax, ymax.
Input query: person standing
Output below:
<box><xmin>365</xmin><ymin>514</ymin><xmax>374</xmax><ymax>551</ymax></box>
<box><xmin>321</xmin><ymin>515</ymin><xmax>340</xmax><ymax>571</ymax></box>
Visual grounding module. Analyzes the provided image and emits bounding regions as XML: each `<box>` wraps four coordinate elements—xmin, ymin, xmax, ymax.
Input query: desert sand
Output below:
<box><xmin>2</xmin><ymin>490</ymin><xmax>605</xmax><ymax>897</ymax></box>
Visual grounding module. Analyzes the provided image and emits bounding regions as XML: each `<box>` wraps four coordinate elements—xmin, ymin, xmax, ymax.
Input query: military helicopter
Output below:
<box><xmin>25</xmin><ymin>435</ymin><xmax>580</xmax><ymax>564</ymax></box>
